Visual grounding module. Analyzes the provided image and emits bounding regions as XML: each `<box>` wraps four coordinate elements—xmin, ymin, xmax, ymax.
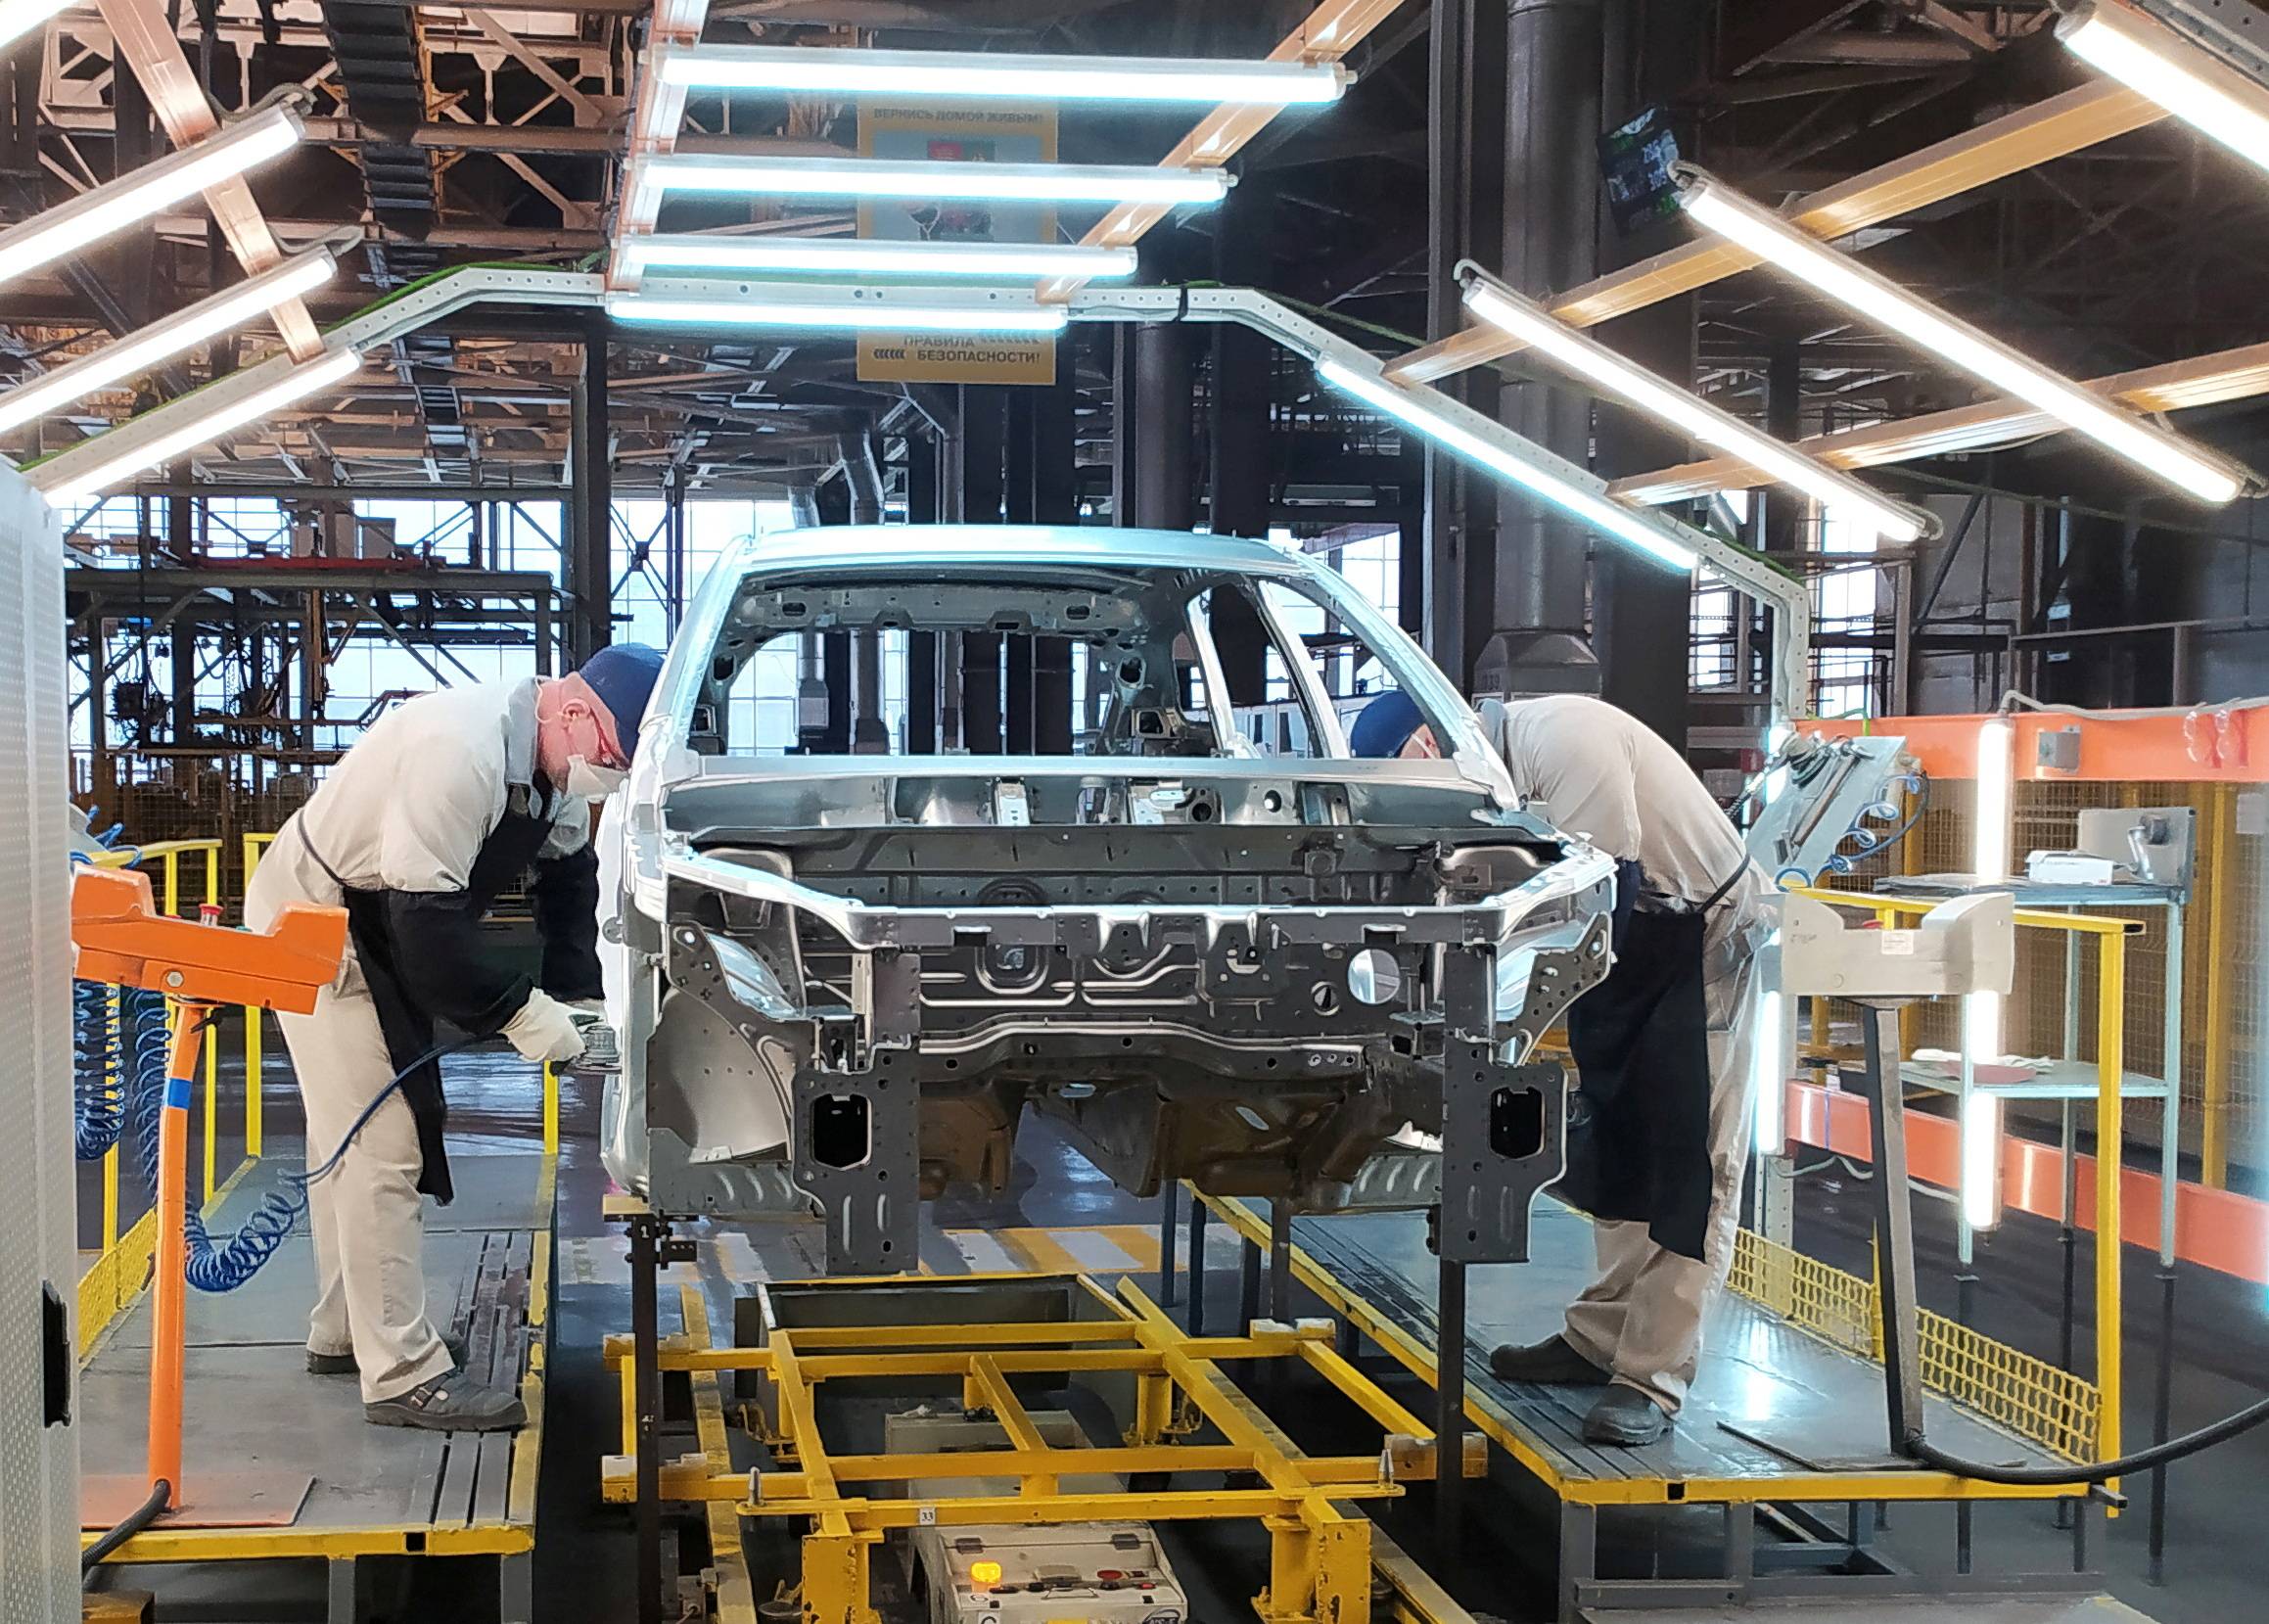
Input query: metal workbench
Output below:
<box><xmin>76</xmin><ymin>1151</ymin><xmax>554</xmax><ymax>1622</ymax></box>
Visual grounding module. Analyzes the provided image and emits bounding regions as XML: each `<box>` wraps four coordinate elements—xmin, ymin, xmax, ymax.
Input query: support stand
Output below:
<box><xmin>1269</xmin><ymin>1200</ymin><xmax>1294</xmax><ymax>1322</ymax></box>
<box><xmin>1855</xmin><ymin>1003</ymin><xmax>1925</xmax><ymax>1455</ymax></box>
<box><xmin>1158</xmin><ymin>1181</ymin><xmax>1180</xmax><ymax>1310</ymax></box>
<box><xmin>625</xmin><ymin>1209</ymin><xmax>693</xmax><ymax>1624</ymax></box>
<box><xmin>2151</xmin><ymin>1267</ymin><xmax>2178</xmax><ymax>1583</ymax></box>
<box><xmin>1187</xmin><ymin>1193</ymin><xmax>1209</xmax><ymax>1335</ymax></box>
<box><xmin>1436</xmin><ymin>1247</ymin><xmax>1467</xmax><ymax>1552</ymax></box>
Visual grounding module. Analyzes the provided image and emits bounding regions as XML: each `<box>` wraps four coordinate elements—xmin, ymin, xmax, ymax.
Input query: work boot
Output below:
<box><xmin>1488</xmin><ymin>1334</ymin><xmax>1611</xmax><ymax>1386</ymax></box>
<box><xmin>1582</xmin><ymin>1384</ymin><xmax>1671</xmax><ymax>1447</ymax></box>
<box><xmin>364</xmin><ymin>1375</ymin><xmax>526</xmax><ymax>1432</ymax></box>
<box><xmin>307</xmin><ymin>1330</ymin><xmax>466</xmax><ymax>1377</ymax></box>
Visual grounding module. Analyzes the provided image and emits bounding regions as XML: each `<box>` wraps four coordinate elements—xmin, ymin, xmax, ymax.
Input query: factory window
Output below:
<box><xmin>1813</xmin><ymin>505</ymin><xmax>1885</xmax><ymax>719</ymax></box>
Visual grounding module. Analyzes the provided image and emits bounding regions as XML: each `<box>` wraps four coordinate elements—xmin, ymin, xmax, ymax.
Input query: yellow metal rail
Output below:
<box><xmin>602</xmin><ymin>1271</ymin><xmax>1488</xmax><ymax>1624</ymax></box>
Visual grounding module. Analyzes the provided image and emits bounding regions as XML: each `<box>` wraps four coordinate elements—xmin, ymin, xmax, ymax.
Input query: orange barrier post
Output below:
<box><xmin>145</xmin><ymin>1009</ymin><xmax>205</xmax><ymax>1507</ymax></box>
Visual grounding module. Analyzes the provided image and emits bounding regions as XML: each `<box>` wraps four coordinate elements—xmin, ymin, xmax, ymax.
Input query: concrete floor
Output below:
<box><xmin>97</xmin><ymin>1046</ymin><xmax>2266</xmax><ymax>1622</ymax></box>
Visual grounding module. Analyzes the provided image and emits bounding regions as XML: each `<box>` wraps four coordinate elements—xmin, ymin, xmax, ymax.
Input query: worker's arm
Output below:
<box><xmin>530</xmin><ymin>845</ymin><xmax>603</xmax><ymax>1001</ymax></box>
<box><xmin>375</xmin><ymin>758</ymin><xmax>533</xmax><ymax>1035</ymax></box>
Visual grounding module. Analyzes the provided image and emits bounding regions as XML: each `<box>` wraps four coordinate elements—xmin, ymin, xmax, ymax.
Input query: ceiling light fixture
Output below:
<box><xmin>652</xmin><ymin>42</ymin><xmax>1347</xmax><ymax>105</ymax></box>
<box><xmin>605</xmin><ymin>287</ymin><xmax>1068</xmax><ymax>334</ymax></box>
<box><xmin>0</xmin><ymin>104</ymin><xmax>303</xmax><ymax>289</ymax></box>
<box><xmin>1319</xmin><ymin>358</ymin><xmax>1698</xmax><ymax>574</ymax></box>
<box><xmin>1676</xmin><ymin>166</ymin><xmax>2248</xmax><ymax>505</ymax></box>
<box><xmin>1459</xmin><ymin>268</ymin><xmax>1935</xmax><ymax>543</ymax></box>
<box><xmin>0</xmin><ymin>249</ymin><xmax>336</xmax><ymax>438</ymax></box>
<box><xmin>641</xmin><ymin>154</ymin><xmax>1232</xmax><ymax>207</ymax></box>
<box><xmin>2059</xmin><ymin>1</ymin><xmax>2269</xmax><ymax>179</ymax></box>
<box><xmin>41</xmin><ymin>346</ymin><xmax>360</xmax><ymax>505</ymax></box>
<box><xmin>616</xmin><ymin>234</ymin><xmax>1138</xmax><ymax>281</ymax></box>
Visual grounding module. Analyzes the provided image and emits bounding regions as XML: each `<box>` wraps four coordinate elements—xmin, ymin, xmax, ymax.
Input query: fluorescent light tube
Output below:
<box><xmin>654</xmin><ymin>43</ymin><xmax>1346</xmax><ymax>105</ymax></box>
<box><xmin>1961</xmin><ymin>1090</ymin><xmax>2004</xmax><ymax>1231</ymax></box>
<box><xmin>1972</xmin><ymin>713</ymin><xmax>2014</xmax><ymax>884</ymax></box>
<box><xmin>2061</xmin><ymin>1</ymin><xmax>2269</xmax><ymax>179</ymax></box>
<box><xmin>1961</xmin><ymin>713</ymin><xmax>2014</xmax><ymax>1081</ymax></box>
<box><xmin>0</xmin><ymin>250</ymin><xmax>334</xmax><ymax>438</ymax></box>
<box><xmin>44</xmin><ymin>346</ymin><xmax>360</xmax><ymax>504</ymax></box>
<box><xmin>0</xmin><ymin>0</ymin><xmax>70</xmax><ymax>51</ymax></box>
<box><xmin>0</xmin><ymin>104</ymin><xmax>302</xmax><ymax>289</ymax></box>
<box><xmin>1320</xmin><ymin>358</ymin><xmax>1698</xmax><ymax>573</ymax></box>
<box><xmin>1461</xmin><ymin>274</ymin><xmax>1932</xmax><ymax>543</ymax></box>
<box><xmin>618</xmin><ymin>234</ymin><xmax>1138</xmax><ymax>281</ymax></box>
<box><xmin>1754</xmin><ymin>983</ymin><xmax>1785</xmax><ymax>1155</ymax></box>
<box><xmin>606</xmin><ymin>291</ymin><xmax>1067</xmax><ymax>333</ymax></box>
<box><xmin>643</xmin><ymin>154</ymin><xmax>1231</xmax><ymax>207</ymax></box>
<box><xmin>1678</xmin><ymin>168</ymin><xmax>2247</xmax><ymax>505</ymax></box>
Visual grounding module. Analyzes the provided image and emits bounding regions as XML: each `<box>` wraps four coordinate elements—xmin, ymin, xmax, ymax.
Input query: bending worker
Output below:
<box><xmin>245</xmin><ymin>646</ymin><xmax>665</xmax><ymax>1432</ymax></box>
<box><xmin>1352</xmin><ymin>689</ymin><xmax>1773</xmax><ymax>1447</ymax></box>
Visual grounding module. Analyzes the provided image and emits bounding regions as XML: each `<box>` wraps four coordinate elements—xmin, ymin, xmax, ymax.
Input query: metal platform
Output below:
<box><xmin>1196</xmin><ymin>1193</ymin><xmax>2104</xmax><ymax>1620</ymax></box>
<box><xmin>77</xmin><ymin>1152</ymin><xmax>554</xmax><ymax>1623</ymax></box>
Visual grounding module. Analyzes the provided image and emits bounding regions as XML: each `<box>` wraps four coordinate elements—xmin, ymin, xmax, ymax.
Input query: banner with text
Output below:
<box><xmin>856</xmin><ymin>100</ymin><xmax>1058</xmax><ymax>386</ymax></box>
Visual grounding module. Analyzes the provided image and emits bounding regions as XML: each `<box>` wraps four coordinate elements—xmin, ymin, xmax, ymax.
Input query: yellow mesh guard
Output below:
<box><xmin>1727</xmin><ymin>1229</ymin><xmax>2100</xmax><ymax>1462</ymax></box>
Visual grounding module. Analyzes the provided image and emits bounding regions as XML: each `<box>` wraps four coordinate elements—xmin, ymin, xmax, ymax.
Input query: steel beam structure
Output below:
<box><xmin>1385</xmin><ymin>81</ymin><xmax>2167</xmax><ymax>387</ymax></box>
<box><xmin>93</xmin><ymin>0</ymin><xmax>324</xmax><ymax>359</ymax></box>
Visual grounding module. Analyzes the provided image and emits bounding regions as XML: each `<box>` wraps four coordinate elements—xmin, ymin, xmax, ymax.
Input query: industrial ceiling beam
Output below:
<box><xmin>1383</xmin><ymin>79</ymin><xmax>2167</xmax><ymax>386</ymax></box>
<box><xmin>92</xmin><ymin>0</ymin><xmax>324</xmax><ymax>359</ymax></box>
<box><xmin>1611</xmin><ymin>338</ymin><xmax>2269</xmax><ymax>503</ymax></box>
<box><xmin>1033</xmin><ymin>0</ymin><xmax>1407</xmax><ymax>303</ymax></box>
<box><xmin>619</xmin><ymin>0</ymin><xmax>713</xmax><ymax>241</ymax></box>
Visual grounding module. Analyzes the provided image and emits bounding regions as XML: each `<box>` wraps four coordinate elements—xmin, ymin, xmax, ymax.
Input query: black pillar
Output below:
<box><xmin>569</xmin><ymin>316</ymin><xmax>613</xmax><ymax>664</ymax></box>
<box><xmin>959</xmin><ymin>389</ymin><xmax>1007</xmax><ymax>751</ymax></box>
<box><xmin>1475</xmin><ymin>0</ymin><xmax>1602</xmax><ymax>699</ymax></box>
<box><xmin>1125</xmin><ymin>324</ymin><xmax>1195</xmax><ymax>530</ymax></box>
<box><xmin>1003</xmin><ymin>391</ymin><xmax>1037</xmax><ymax>752</ymax></box>
<box><xmin>906</xmin><ymin>432</ymin><xmax>942</xmax><ymax>755</ymax></box>
<box><xmin>1592</xmin><ymin>0</ymin><xmax>1706</xmax><ymax>749</ymax></box>
<box><xmin>1032</xmin><ymin>359</ymin><xmax>1079</xmax><ymax>753</ymax></box>
<box><xmin>1422</xmin><ymin>0</ymin><xmax>1505</xmax><ymax>687</ymax></box>
<box><xmin>1761</xmin><ymin>333</ymin><xmax>1806</xmax><ymax>557</ymax></box>
<box><xmin>1210</xmin><ymin>181</ymin><xmax>1273</xmax><ymax>701</ymax></box>
<box><xmin>168</xmin><ymin>493</ymin><xmax>195</xmax><ymax>744</ymax></box>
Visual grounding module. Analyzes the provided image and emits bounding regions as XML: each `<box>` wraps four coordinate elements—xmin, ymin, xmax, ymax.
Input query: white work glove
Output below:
<box><xmin>501</xmin><ymin>989</ymin><xmax>587</xmax><ymax>1064</ymax></box>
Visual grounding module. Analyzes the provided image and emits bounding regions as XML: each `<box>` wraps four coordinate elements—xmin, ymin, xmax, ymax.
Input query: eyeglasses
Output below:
<box><xmin>579</xmin><ymin>704</ymin><xmax>630</xmax><ymax>771</ymax></box>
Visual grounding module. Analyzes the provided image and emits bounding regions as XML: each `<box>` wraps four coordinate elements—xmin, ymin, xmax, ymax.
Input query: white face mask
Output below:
<box><xmin>564</xmin><ymin>756</ymin><xmax>625</xmax><ymax>798</ymax></box>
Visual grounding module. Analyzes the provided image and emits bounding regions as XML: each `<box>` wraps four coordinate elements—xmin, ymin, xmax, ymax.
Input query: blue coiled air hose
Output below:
<box><xmin>108</xmin><ymin>987</ymin><xmax>477</xmax><ymax>1293</ymax></box>
<box><xmin>72</xmin><ymin>979</ymin><xmax>122</xmax><ymax>1159</ymax></box>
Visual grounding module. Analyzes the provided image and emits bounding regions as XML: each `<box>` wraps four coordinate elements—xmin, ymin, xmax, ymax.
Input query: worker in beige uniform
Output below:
<box><xmin>1350</xmin><ymin>689</ymin><xmax>1773</xmax><ymax>1446</ymax></box>
<box><xmin>245</xmin><ymin>645</ymin><xmax>663</xmax><ymax>1431</ymax></box>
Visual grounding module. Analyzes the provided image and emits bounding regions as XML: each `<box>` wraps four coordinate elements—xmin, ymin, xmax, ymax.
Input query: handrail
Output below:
<box><xmin>1789</xmin><ymin>883</ymin><xmax>2142</xmax><ymax>938</ymax></box>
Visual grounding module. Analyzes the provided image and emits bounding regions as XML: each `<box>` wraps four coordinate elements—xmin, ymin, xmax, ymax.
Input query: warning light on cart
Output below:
<box><xmin>971</xmin><ymin>1560</ymin><xmax>1003</xmax><ymax>1588</ymax></box>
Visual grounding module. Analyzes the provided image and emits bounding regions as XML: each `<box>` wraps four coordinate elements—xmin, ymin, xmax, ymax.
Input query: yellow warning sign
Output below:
<box><xmin>856</xmin><ymin>101</ymin><xmax>1058</xmax><ymax>386</ymax></box>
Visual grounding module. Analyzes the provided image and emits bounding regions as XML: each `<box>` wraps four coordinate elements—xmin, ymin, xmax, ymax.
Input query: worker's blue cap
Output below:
<box><xmin>1349</xmin><ymin>689</ymin><xmax>1425</xmax><ymax>759</ymax></box>
<box><xmin>577</xmin><ymin>644</ymin><xmax>666</xmax><ymax>761</ymax></box>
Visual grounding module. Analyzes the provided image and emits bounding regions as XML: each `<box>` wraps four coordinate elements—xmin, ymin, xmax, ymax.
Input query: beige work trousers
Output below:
<box><xmin>248</xmin><ymin>861</ymin><xmax>453</xmax><ymax>1404</ymax></box>
<box><xmin>1559</xmin><ymin>917</ymin><xmax>1766</xmax><ymax>1415</ymax></box>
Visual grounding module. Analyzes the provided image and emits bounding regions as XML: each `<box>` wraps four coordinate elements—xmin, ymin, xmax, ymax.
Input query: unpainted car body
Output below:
<box><xmin>599</xmin><ymin>526</ymin><xmax>1616</xmax><ymax>1271</ymax></box>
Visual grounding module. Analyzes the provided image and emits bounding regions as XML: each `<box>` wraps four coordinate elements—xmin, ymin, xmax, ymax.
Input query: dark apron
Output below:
<box><xmin>297</xmin><ymin>785</ymin><xmax>556</xmax><ymax>1205</ymax></box>
<box><xmin>1556</xmin><ymin>857</ymin><xmax>1737</xmax><ymax>1261</ymax></box>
